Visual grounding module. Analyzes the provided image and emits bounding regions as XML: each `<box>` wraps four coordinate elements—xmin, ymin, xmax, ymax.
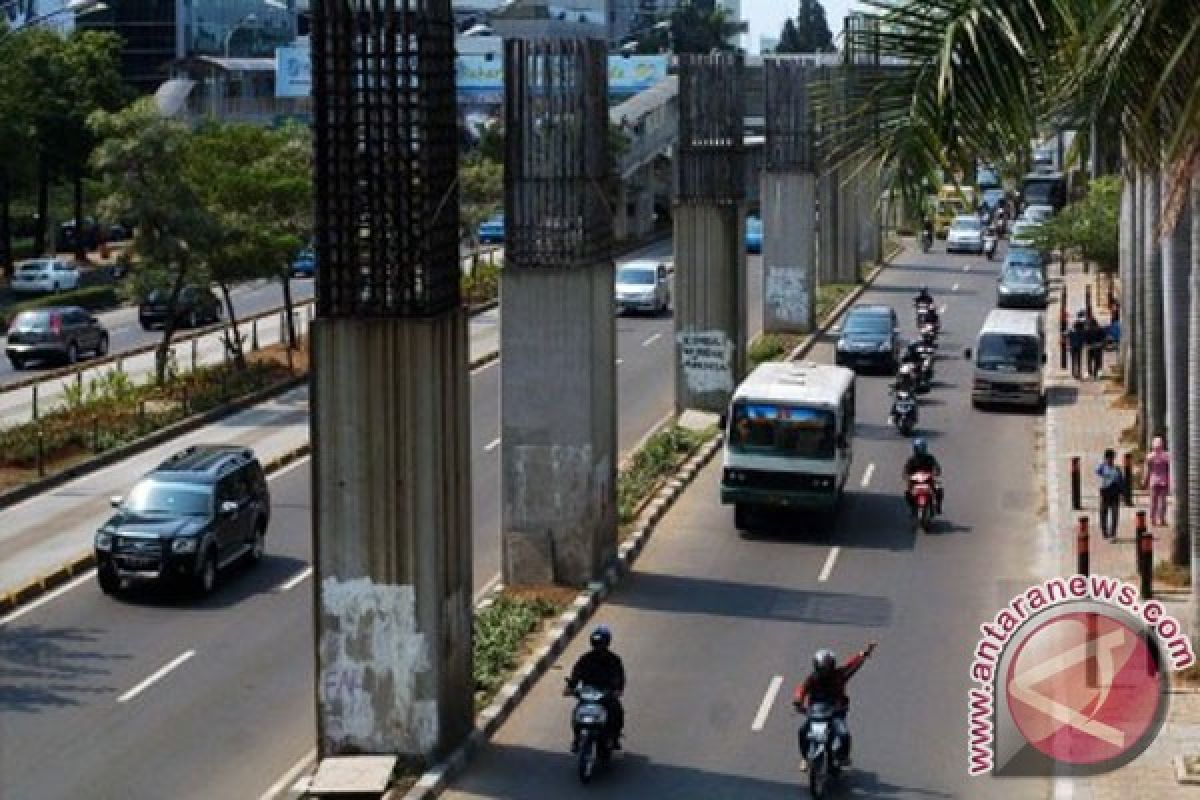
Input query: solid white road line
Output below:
<box><xmin>118</xmin><ymin>650</ymin><xmax>195</xmax><ymax>704</ymax></box>
<box><xmin>473</xmin><ymin>573</ymin><xmax>503</xmax><ymax>605</ymax></box>
<box><xmin>259</xmin><ymin>748</ymin><xmax>318</xmax><ymax>800</ymax></box>
<box><xmin>0</xmin><ymin>571</ymin><xmax>94</xmax><ymax>627</ymax></box>
<box><xmin>276</xmin><ymin>566</ymin><xmax>313</xmax><ymax>593</ymax></box>
<box><xmin>642</xmin><ymin>332</ymin><xmax>662</xmax><ymax>347</ymax></box>
<box><xmin>751</xmin><ymin>675</ymin><xmax>784</xmax><ymax>732</ymax></box>
<box><xmin>271</xmin><ymin>455</ymin><xmax>312</xmax><ymax>482</ymax></box>
<box><xmin>860</xmin><ymin>463</ymin><xmax>875</xmax><ymax>488</ymax></box>
<box><xmin>818</xmin><ymin>547</ymin><xmax>840</xmax><ymax>583</ymax></box>
<box><xmin>484</xmin><ymin>437</ymin><xmax>501</xmax><ymax>452</ymax></box>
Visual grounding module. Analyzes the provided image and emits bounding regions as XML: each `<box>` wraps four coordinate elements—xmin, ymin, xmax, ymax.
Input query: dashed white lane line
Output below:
<box><xmin>964</xmin><ymin>264</ymin><xmax>972</xmax><ymax>272</ymax></box>
<box><xmin>276</xmin><ymin>566</ymin><xmax>313</xmax><ymax>593</ymax></box>
<box><xmin>259</xmin><ymin>747</ymin><xmax>317</xmax><ymax>800</ymax></box>
<box><xmin>751</xmin><ymin>674</ymin><xmax>784</xmax><ymax>732</ymax></box>
<box><xmin>861</xmin><ymin>463</ymin><xmax>875</xmax><ymax>488</ymax></box>
<box><xmin>484</xmin><ymin>437</ymin><xmax>501</xmax><ymax>452</ymax></box>
<box><xmin>616</xmin><ymin>358</ymin><xmax>624</xmax><ymax>365</ymax></box>
<box><xmin>642</xmin><ymin>332</ymin><xmax>662</xmax><ymax>347</ymax></box>
<box><xmin>818</xmin><ymin>547</ymin><xmax>841</xmax><ymax>583</ymax></box>
<box><xmin>939</xmin><ymin>305</ymin><xmax>947</xmax><ymax>314</ymax></box>
<box><xmin>118</xmin><ymin>649</ymin><xmax>196</xmax><ymax>704</ymax></box>
<box><xmin>951</xmin><ymin>283</ymin><xmax>960</xmax><ymax>292</ymax></box>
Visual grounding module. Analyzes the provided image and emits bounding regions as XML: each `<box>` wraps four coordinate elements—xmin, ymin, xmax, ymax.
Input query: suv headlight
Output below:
<box><xmin>95</xmin><ymin>531</ymin><xmax>114</xmax><ymax>551</ymax></box>
<box><xmin>172</xmin><ymin>537</ymin><xmax>199</xmax><ymax>554</ymax></box>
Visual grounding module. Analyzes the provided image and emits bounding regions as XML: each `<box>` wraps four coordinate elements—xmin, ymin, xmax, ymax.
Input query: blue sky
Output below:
<box><xmin>742</xmin><ymin>0</ymin><xmax>863</xmax><ymax>52</ymax></box>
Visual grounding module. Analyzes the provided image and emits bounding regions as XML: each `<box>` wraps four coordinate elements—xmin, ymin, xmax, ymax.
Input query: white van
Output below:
<box><xmin>720</xmin><ymin>362</ymin><xmax>856</xmax><ymax>528</ymax></box>
<box><xmin>966</xmin><ymin>309</ymin><xmax>1047</xmax><ymax>409</ymax></box>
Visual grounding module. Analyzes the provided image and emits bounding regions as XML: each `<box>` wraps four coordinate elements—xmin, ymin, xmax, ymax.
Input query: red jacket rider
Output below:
<box><xmin>793</xmin><ymin>642</ymin><xmax>877</xmax><ymax>711</ymax></box>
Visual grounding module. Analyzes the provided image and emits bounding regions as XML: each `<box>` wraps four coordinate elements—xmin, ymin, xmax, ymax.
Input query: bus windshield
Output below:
<box><xmin>977</xmin><ymin>333</ymin><xmax>1041</xmax><ymax>373</ymax></box>
<box><xmin>729</xmin><ymin>404</ymin><xmax>837</xmax><ymax>460</ymax></box>
<box><xmin>1021</xmin><ymin>176</ymin><xmax>1065</xmax><ymax>209</ymax></box>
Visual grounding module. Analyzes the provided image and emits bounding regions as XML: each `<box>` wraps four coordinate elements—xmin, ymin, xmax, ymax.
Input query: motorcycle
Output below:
<box><xmin>890</xmin><ymin>388</ymin><xmax>918</xmax><ymax>435</ymax></box>
<box><xmin>914</xmin><ymin>342</ymin><xmax>936</xmax><ymax>381</ymax></box>
<box><xmin>919</xmin><ymin>324</ymin><xmax>938</xmax><ymax>348</ymax></box>
<box><xmin>895</xmin><ymin>362</ymin><xmax>919</xmax><ymax>395</ymax></box>
<box><xmin>908</xmin><ymin>470</ymin><xmax>937</xmax><ymax>533</ymax></box>
<box><xmin>567</xmin><ymin>681</ymin><xmax>617</xmax><ymax>784</ymax></box>
<box><xmin>983</xmin><ymin>230</ymin><xmax>998</xmax><ymax>260</ymax></box>
<box><xmin>800</xmin><ymin>701</ymin><xmax>847</xmax><ymax>799</ymax></box>
<box><xmin>914</xmin><ymin>301</ymin><xmax>940</xmax><ymax>334</ymax></box>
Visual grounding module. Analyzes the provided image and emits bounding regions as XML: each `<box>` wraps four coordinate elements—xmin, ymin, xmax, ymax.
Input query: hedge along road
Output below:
<box><xmin>0</xmin><ymin>236</ymin><xmax>704</xmax><ymax>800</ymax></box>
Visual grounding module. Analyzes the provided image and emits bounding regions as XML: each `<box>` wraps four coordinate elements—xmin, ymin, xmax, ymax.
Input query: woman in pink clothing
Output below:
<box><xmin>1143</xmin><ymin>437</ymin><xmax>1170</xmax><ymax>526</ymax></box>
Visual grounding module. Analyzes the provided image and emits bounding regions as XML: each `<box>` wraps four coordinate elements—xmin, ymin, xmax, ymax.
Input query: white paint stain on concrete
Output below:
<box><xmin>677</xmin><ymin>330</ymin><xmax>734</xmax><ymax>394</ymax></box>
<box><xmin>319</xmin><ymin>577</ymin><xmax>437</xmax><ymax>755</ymax></box>
<box><xmin>765</xmin><ymin>266</ymin><xmax>812</xmax><ymax>325</ymax></box>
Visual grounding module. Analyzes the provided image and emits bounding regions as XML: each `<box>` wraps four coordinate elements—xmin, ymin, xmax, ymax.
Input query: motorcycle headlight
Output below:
<box><xmin>95</xmin><ymin>530</ymin><xmax>114</xmax><ymax>551</ymax></box>
<box><xmin>171</xmin><ymin>537</ymin><xmax>199</xmax><ymax>554</ymax></box>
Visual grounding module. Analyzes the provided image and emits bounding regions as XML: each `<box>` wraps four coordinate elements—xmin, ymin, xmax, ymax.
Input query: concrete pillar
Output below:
<box><xmin>501</xmin><ymin>267</ymin><xmax>616</xmax><ymax>586</ymax></box>
<box><xmin>762</xmin><ymin>172</ymin><xmax>817</xmax><ymax>332</ymax></box>
<box><xmin>818</xmin><ymin>170</ymin><xmax>838</xmax><ymax>285</ymax></box>
<box><xmin>613</xmin><ymin>182</ymin><xmax>631</xmax><ymax>242</ymax></box>
<box><xmin>311</xmin><ymin>315</ymin><xmax>472</xmax><ymax>758</ymax></box>
<box><xmin>837</xmin><ymin>168</ymin><xmax>860</xmax><ymax>282</ymax></box>
<box><xmin>501</xmin><ymin>38</ymin><xmax>615</xmax><ymax>587</ymax></box>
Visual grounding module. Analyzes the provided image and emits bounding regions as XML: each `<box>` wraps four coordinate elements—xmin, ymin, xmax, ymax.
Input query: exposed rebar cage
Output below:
<box><xmin>504</xmin><ymin>38</ymin><xmax>611</xmax><ymax>271</ymax></box>
<box><xmin>764</xmin><ymin>59</ymin><xmax>815</xmax><ymax>173</ymax></box>
<box><xmin>844</xmin><ymin>13</ymin><xmax>882</xmax><ymax>150</ymax></box>
<box><xmin>311</xmin><ymin>0</ymin><xmax>460</xmax><ymax>318</ymax></box>
<box><xmin>676</xmin><ymin>54</ymin><xmax>745</xmax><ymax>204</ymax></box>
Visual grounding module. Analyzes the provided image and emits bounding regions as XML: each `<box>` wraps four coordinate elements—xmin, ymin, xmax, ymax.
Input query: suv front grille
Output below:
<box><xmin>115</xmin><ymin>537</ymin><xmax>163</xmax><ymax>570</ymax></box>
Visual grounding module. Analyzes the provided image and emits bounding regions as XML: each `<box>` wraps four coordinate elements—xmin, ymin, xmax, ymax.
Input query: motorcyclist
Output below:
<box><xmin>794</xmin><ymin>642</ymin><xmax>878</xmax><ymax>770</ymax></box>
<box><xmin>899</xmin><ymin>341</ymin><xmax>926</xmax><ymax>373</ymax></box>
<box><xmin>920</xmin><ymin>216</ymin><xmax>934</xmax><ymax>247</ymax></box>
<box><xmin>913</xmin><ymin>285</ymin><xmax>934</xmax><ymax>308</ymax></box>
<box><xmin>566</xmin><ymin>625</ymin><xmax>626</xmax><ymax>751</ymax></box>
<box><xmin>903</xmin><ymin>438</ymin><xmax>943</xmax><ymax>514</ymax></box>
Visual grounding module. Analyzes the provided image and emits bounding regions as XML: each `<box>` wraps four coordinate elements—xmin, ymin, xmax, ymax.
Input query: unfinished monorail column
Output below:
<box><xmin>500</xmin><ymin>39</ymin><xmax>616</xmax><ymax>587</ymax></box>
<box><xmin>674</xmin><ymin>54</ymin><xmax>746</xmax><ymax>413</ymax></box>
<box><xmin>309</xmin><ymin>0</ymin><xmax>472</xmax><ymax>760</ymax></box>
<box><xmin>847</xmin><ymin>12</ymin><xmax>884</xmax><ymax>269</ymax></box>
<box><xmin>818</xmin><ymin>168</ymin><xmax>838</xmax><ymax>285</ymax></box>
<box><xmin>829</xmin><ymin>66</ymin><xmax>859</xmax><ymax>283</ymax></box>
<box><xmin>762</xmin><ymin>58</ymin><xmax>817</xmax><ymax>333</ymax></box>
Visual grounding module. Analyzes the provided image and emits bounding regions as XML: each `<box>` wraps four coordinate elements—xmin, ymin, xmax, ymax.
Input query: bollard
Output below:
<box><xmin>1085</xmin><ymin>285</ymin><xmax>1093</xmax><ymax>314</ymax></box>
<box><xmin>1136</xmin><ymin>510</ymin><xmax>1153</xmax><ymax>599</ymax></box>
<box><xmin>191</xmin><ymin>338</ymin><xmax>198</xmax><ymax>371</ymax></box>
<box><xmin>182</xmin><ymin>383</ymin><xmax>190</xmax><ymax>415</ymax></box>
<box><xmin>1060</xmin><ymin>249</ymin><xmax>1067</xmax><ymax>277</ymax></box>
<box><xmin>1123</xmin><ymin>452</ymin><xmax>1135</xmax><ymax>506</ymax></box>
<box><xmin>280</xmin><ymin>311</ymin><xmax>288</xmax><ymax>347</ymax></box>
<box><xmin>36</xmin><ymin>428</ymin><xmax>45</xmax><ymax>477</ymax></box>
<box><xmin>76</xmin><ymin>369</ymin><xmax>83</xmax><ymax>394</ymax></box>
<box><xmin>1076</xmin><ymin>516</ymin><xmax>1090</xmax><ymax>576</ymax></box>
<box><xmin>31</xmin><ymin>382</ymin><xmax>38</xmax><ymax>422</ymax></box>
<box><xmin>1060</xmin><ymin>336</ymin><xmax>1068</xmax><ymax>370</ymax></box>
<box><xmin>1059</xmin><ymin>294</ymin><xmax>1069</xmax><ymax>334</ymax></box>
<box><xmin>252</xmin><ymin>318</ymin><xmax>259</xmax><ymax>351</ymax></box>
<box><xmin>1070</xmin><ymin>456</ymin><xmax>1082</xmax><ymax>510</ymax></box>
<box><xmin>138</xmin><ymin>400</ymin><xmax>146</xmax><ymax>433</ymax></box>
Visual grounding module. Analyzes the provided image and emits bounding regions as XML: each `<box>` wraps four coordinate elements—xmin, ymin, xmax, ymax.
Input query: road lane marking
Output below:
<box><xmin>860</xmin><ymin>463</ymin><xmax>875</xmax><ymax>488</ymax></box>
<box><xmin>818</xmin><ymin>547</ymin><xmax>840</xmax><ymax>583</ymax></box>
<box><xmin>751</xmin><ymin>675</ymin><xmax>784</xmax><ymax>732</ymax></box>
<box><xmin>118</xmin><ymin>649</ymin><xmax>195</xmax><ymax>703</ymax></box>
<box><xmin>271</xmin><ymin>455</ymin><xmax>311</xmax><ymax>481</ymax></box>
<box><xmin>951</xmin><ymin>283</ymin><xmax>960</xmax><ymax>292</ymax></box>
<box><xmin>0</xmin><ymin>571</ymin><xmax>94</xmax><ymax>627</ymax></box>
<box><xmin>276</xmin><ymin>566</ymin><xmax>313</xmax><ymax>593</ymax></box>
<box><xmin>470</xmin><ymin>357</ymin><xmax>499</xmax><ymax>374</ymax></box>
<box><xmin>642</xmin><ymin>332</ymin><xmax>662</xmax><ymax>347</ymax></box>
<box><xmin>260</xmin><ymin>747</ymin><xmax>317</xmax><ymax>800</ymax></box>
<box><xmin>939</xmin><ymin>305</ymin><xmax>947</xmax><ymax>314</ymax></box>
<box><xmin>484</xmin><ymin>437</ymin><xmax>501</xmax><ymax>452</ymax></box>
<box><xmin>963</xmin><ymin>264</ymin><xmax>971</xmax><ymax>272</ymax></box>
<box><xmin>474</xmin><ymin>573</ymin><xmax>503</xmax><ymax>605</ymax></box>
<box><xmin>616</xmin><ymin>358</ymin><xmax>624</xmax><ymax>365</ymax></box>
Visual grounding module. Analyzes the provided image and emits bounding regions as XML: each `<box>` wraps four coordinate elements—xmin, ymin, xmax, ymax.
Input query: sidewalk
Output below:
<box><xmin>1041</xmin><ymin>259</ymin><xmax>1200</xmax><ymax>797</ymax></box>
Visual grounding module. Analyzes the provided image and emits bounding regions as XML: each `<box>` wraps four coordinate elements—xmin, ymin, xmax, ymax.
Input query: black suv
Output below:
<box><xmin>139</xmin><ymin>286</ymin><xmax>222</xmax><ymax>330</ymax></box>
<box><xmin>95</xmin><ymin>445</ymin><xmax>271</xmax><ymax>596</ymax></box>
<box><xmin>833</xmin><ymin>304</ymin><xmax>901</xmax><ymax>373</ymax></box>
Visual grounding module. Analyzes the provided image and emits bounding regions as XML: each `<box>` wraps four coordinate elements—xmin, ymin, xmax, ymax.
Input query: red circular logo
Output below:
<box><xmin>1005</xmin><ymin>611</ymin><xmax>1162</xmax><ymax>765</ymax></box>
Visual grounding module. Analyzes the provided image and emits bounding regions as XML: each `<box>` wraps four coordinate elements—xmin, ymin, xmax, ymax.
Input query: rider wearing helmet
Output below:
<box><xmin>914</xmin><ymin>286</ymin><xmax>934</xmax><ymax>307</ymax></box>
<box><xmin>903</xmin><ymin>438</ymin><xmax>944</xmax><ymax>514</ymax></box>
<box><xmin>793</xmin><ymin>642</ymin><xmax>878</xmax><ymax>769</ymax></box>
<box><xmin>567</xmin><ymin>625</ymin><xmax>626</xmax><ymax>750</ymax></box>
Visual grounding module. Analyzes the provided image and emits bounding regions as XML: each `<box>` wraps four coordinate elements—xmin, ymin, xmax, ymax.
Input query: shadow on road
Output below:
<box><xmin>0</xmin><ymin>625</ymin><xmax>128</xmax><ymax>712</ymax></box>
<box><xmin>109</xmin><ymin>553</ymin><xmax>308</xmax><ymax>611</ymax></box>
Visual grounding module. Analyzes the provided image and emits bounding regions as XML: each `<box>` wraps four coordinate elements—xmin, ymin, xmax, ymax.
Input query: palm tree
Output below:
<box><xmin>1143</xmin><ymin>165</ymin><xmax>1165</xmax><ymax>444</ymax></box>
<box><xmin>1163</xmin><ymin>177</ymin><xmax>1190</xmax><ymax>564</ymax></box>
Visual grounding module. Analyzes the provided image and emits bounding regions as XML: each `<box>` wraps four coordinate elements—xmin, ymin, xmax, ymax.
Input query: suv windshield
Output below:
<box><xmin>729</xmin><ymin>404</ymin><xmax>836</xmax><ymax>460</ymax></box>
<box><xmin>1003</xmin><ymin>265</ymin><xmax>1043</xmax><ymax>284</ymax></box>
<box><xmin>952</xmin><ymin>218</ymin><xmax>981</xmax><ymax>231</ymax></box>
<box><xmin>843</xmin><ymin>312</ymin><xmax>891</xmax><ymax>335</ymax></box>
<box><xmin>19</xmin><ymin>262</ymin><xmax>49</xmax><ymax>273</ymax></box>
<box><xmin>617</xmin><ymin>267</ymin><xmax>655</xmax><ymax>285</ymax></box>
<box><xmin>977</xmin><ymin>333</ymin><xmax>1041</xmax><ymax>373</ymax></box>
<box><xmin>125</xmin><ymin>481</ymin><xmax>212</xmax><ymax>515</ymax></box>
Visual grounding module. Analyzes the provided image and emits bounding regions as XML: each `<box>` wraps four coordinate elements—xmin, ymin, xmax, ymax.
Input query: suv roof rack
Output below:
<box><xmin>155</xmin><ymin>444</ymin><xmax>255</xmax><ymax>476</ymax></box>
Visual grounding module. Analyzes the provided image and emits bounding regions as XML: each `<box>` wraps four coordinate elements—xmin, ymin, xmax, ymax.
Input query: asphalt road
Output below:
<box><xmin>440</xmin><ymin>241</ymin><xmax>1054</xmax><ymax>799</ymax></box>
<box><xmin>0</xmin><ymin>277</ymin><xmax>316</xmax><ymax>386</ymax></box>
<box><xmin>0</xmin><ymin>238</ymin><xmax>768</xmax><ymax>800</ymax></box>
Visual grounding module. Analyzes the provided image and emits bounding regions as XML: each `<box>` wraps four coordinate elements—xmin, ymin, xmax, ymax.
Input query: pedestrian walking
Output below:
<box><xmin>1068</xmin><ymin>312</ymin><xmax>1086</xmax><ymax>379</ymax></box>
<box><xmin>1096</xmin><ymin>448</ymin><xmax>1125</xmax><ymax>540</ymax></box>
<box><xmin>1085</xmin><ymin>315</ymin><xmax>1105</xmax><ymax>378</ymax></box>
<box><xmin>1143</xmin><ymin>436</ymin><xmax>1170</xmax><ymax>526</ymax></box>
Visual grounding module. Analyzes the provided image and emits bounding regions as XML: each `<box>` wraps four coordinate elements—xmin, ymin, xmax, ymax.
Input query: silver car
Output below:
<box><xmin>615</xmin><ymin>260</ymin><xmax>671</xmax><ymax>315</ymax></box>
<box><xmin>946</xmin><ymin>215</ymin><xmax>985</xmax><ymax>254</ymax></box>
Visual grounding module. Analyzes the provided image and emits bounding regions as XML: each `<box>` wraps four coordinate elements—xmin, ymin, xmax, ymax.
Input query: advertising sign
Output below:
<box><xmin>275</xmin><ymin>46</ymin><xmax>312</xmax><ymax>98</ymax></box>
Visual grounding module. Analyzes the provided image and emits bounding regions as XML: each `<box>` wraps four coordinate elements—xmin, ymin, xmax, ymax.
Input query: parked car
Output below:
<box><xmin>291</xmin><ymin>247</ymin><xmax>317</xmax><ymax>278</ymax></box>
<box><xmin>833</xmin><ymin>304</ymin><xmax>900</xmax><ymax>373</ymax></box>
<box><xmin>946</xmin><ymin>214</ymin><xmax>985</xmax><ymax>254</ymax></box>
<box><xmin>997</xmin><ymin>253</ymin><xmax>1049</xmax><ymax>308</ymax></box>
<box><xmin>477</xmin><ymin>213</ymin><xmax>505</xmax><ymax>244</ymax></box>
<box><xmin>5</xmin><ymin>306</ymin><xmax>109</xmax><ymax>369</ymax></box>
<box><xmin>615</xmin><ymin>259</ymin><xmax>671</xmax><ymax>315</ymax></box>
<box><xmin>745</xmin><ymin>214</ymin><xmax>762</xmax><ymax>254</ymax></box>
<box><xmin>139</xmin><ymin>286</ymin><xmax>222</xmax><ymax>330</ymax></box>
<box><xmin>94</xmin><ymin>445</ymin><xmax>271</xmax><ymax>596</ymax></box>
<box><xmin>9</xmin><ymin>258</ymin><xmax>81</xmax><ymax>293</ymax></box>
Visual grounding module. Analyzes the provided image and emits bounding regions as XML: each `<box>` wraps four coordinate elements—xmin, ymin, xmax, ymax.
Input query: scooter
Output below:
<box><xmin>800</xmin><ymin>701</ymin><xmax>847</xmax><ymax>800</ymax></box>
<box><xmin>915</xmin><ymin>302</ymin><xmax>940</xmax><ymax>334</ymax></box>
<box><xmin>890</xmin><ymin>388</ymin><xmax>918</xmax><ymax>436</ymax></box>
<box><xmin>909</xmin><ymin>471</ymin><xmax>937</xmax><ymax>533</ymax></box>
<box><xmin>566</xmin><ymin>681</ymin><xmax>617</xmax><ymax>784</ymax></box>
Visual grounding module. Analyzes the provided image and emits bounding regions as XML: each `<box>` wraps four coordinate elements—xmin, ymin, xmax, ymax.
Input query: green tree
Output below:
<box><xmin>636</xmin><ymin>0</ymin><xmax>745</xmax><ymax>55</ymax></box>
<box><xmin>1031</xmin><ymin>176</ymin><xmax>1119</xmax><ymax>272</ymax></box>
<box><xmin>776</xmin><ymin>0</ymin><xmax>836</xmax><ymax>54</ymax></box>
<box><xmin>460</xmin><ymin>153</ymin><xmax>503</xmax><ymax>249</ymax></box>
<box><xmin>0</xmin><ymin>27</ymin><xmax>38</xmax><ymax>269</ymax></box>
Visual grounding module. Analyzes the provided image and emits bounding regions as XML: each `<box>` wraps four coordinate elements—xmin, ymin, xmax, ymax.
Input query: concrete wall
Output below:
<box><xmin>761</xmin><ymin>170</ymin><xmax>816</xmax><ymax>332</ymax></box>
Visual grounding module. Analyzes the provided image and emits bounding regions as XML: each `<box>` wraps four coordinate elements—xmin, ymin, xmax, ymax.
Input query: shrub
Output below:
<box><xmin>474</xmin><ymin>596</ymin><xmax>558</xmax><ymax>700</ymax></box>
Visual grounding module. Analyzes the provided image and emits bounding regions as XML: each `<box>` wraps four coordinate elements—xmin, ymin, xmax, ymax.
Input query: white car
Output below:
<box><xmin>1010</xmin><ymin>220</ymin><xmax>1041</xmax><ymax>249</ymax></box>
<box><xmin>1022</xmin><ymin>204</ymin><xmax>1055</xmax><ymax>224</ymax></box>
<box><xmin>9</xmin><ymin>258</ymin><xmax>81</xmax><ymax>293</ymax></box>
<box><xmin>946</xmin><ymin>215</ymin><xmax>985</xmax><ymax>254</ymax></box>
<box><xmin>615</xmin><ymin>260</ymin><xmax>671</xmax><ymax>315</ymax></box>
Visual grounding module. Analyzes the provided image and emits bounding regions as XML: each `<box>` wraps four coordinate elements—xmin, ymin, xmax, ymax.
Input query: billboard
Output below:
<box><xmin>276</xmin><ymin>45</ymin><xmax>312</xmax><ymax>98</ymax></box>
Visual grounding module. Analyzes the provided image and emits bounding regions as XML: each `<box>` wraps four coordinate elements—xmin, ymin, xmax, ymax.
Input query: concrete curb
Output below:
<box><xmin>0</xmin><ymin>442</ymin><xmax>313</xmax><ymax>616</ymax></box>
<box><xmin>396</xmin><ymin>432</ymin><xmax>722</xmax><ymax>800</ymax></box>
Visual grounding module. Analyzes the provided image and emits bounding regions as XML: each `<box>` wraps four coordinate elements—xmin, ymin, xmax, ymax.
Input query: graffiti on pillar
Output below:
<box><xmin>319</xmin><ymin>577</ymin><xmax>438</xmax><ymax>754</ymax></box>
<box><xmin>678</xmin><ymin>330</ymin><xmax>735</xmax><ymax>393</ymax></box>
<box><xmin>765</xmin><ymin>266</ymin><xmax>812</xmax><ymax>325</ymax></box>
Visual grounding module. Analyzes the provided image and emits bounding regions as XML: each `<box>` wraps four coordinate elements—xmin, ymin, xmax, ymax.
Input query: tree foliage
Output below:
<box><xmin>1030</xmin><ymin>176</ymin><xmax>1120</xmax><ymax>272</ymax></box>
<box><xmin>635</xmin><ymin>0</ymin><xmax>744</xmax><ymax>55</ymax></box>
<box><xmin>776</xmin><ymin>0</ymin><xmax>836</xmax><ymax>54</ymax></box>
